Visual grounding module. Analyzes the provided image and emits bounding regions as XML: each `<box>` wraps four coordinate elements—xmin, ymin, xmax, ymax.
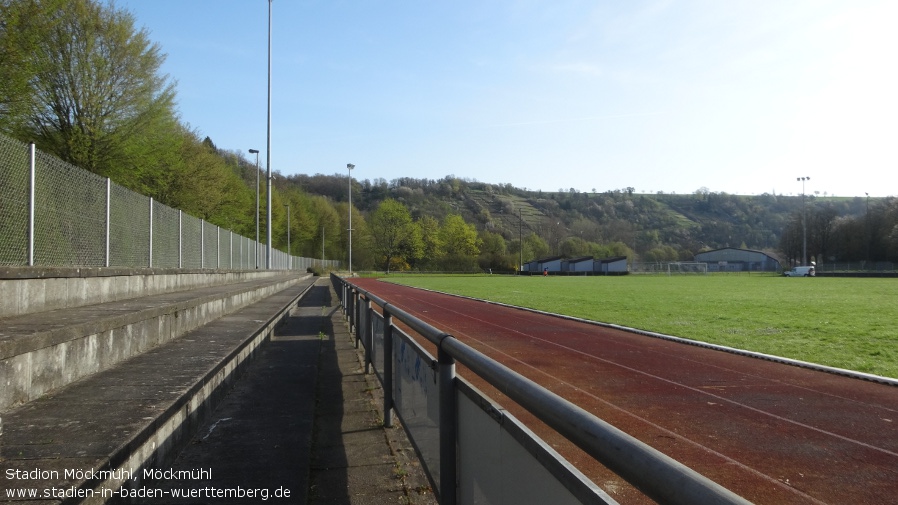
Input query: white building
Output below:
<box><xmin>595</xmin><ymin>256</ymin><xmax>628</xmax><ymax>274</ymax></box>
<box><xmin>521</xmin><ymin>255</ymin><xmax>628</xmax><ymax>275</ymax></box>
<box><xmin>693</xmin><ymin>248</ymin><xmax>781</xmax><ymax>272</ymax></box>
<box><xmin>566</xmin><ymin>256</ymin><xmax>595</xmax><ymax>273</ymax></box>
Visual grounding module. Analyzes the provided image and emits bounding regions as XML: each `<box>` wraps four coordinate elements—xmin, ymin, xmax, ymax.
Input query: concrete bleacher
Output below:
<box><xmin>0</xmin><ymin>269</ymin><xmax>434</xmax><ymax>504</ymax></box>
<box><xmin>0</xmin><ymin>268</ymin><xmax>305</xmax><ymax>412</ymax></box>
<box><xmin>0</xmin><ymin>269</ymin><xmax>311</xmax><ymax>502</ymax></box>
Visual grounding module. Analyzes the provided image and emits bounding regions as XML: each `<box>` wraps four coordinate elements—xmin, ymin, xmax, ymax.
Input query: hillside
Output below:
<box><xmin>284</xmin><ymin>173</ymin><xmax>878</xmax><ymax>265</ymax></box>
<box><xmin>4</xmin><ymin>0</ymin><xmax>892</xmax><ymax>273</ymax></box>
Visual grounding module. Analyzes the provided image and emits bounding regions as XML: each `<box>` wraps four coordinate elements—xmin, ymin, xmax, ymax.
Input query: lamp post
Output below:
<box><xmin>265</xmin><ymin>0</ymin><xmax>273</xmax><ymax>269</ymax></box>
<box><xmin>249</xmin><ymin>149</ymin><xmax>260</xmax><ymax>268</ymax></box>
<box><xmin>797</xmin><ymin>176</ymin><xmax>810</xmax><ymax>266</ymax></box>
<box><xmin>286</xmin><ymin>204</ymin><xmax>291</xmax><ymax>270</ymax></box>
<box><xmin>865</xmin><ymin>192</ymin><xmax>870</xmax><ymax>263</ymax></box>
<box><xmin>519</xmin><ymin>208</ymin><xmax>523</xmax><ymax>274</ymax></box>
<box><xmin>347</xmin><ymin>163</ymin><xmax>354</xmax><ymax>274</ymax></box>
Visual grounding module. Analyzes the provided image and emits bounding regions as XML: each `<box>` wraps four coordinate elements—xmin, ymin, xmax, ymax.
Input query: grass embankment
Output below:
<box><xmin>378</xmin><ymin>274</ymin><xmax>898</xmax><ymax>379</ymax></box>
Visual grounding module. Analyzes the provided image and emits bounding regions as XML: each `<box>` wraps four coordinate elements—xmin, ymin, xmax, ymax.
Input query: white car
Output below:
<box><xmin>783</xmin><ymin>266</ymin><xmax>815</xmax><ymax>277</ymax></box>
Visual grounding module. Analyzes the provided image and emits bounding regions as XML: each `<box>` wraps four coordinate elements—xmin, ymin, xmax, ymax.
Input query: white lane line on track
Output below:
<box><xmin>399</xmin><ymin>301</ymin><xmax>831</xmax><ymax>503</ymax></box>
<box><xmin>431</xmin><ymin>291</ymin><xmax>898</xmax><ymax>415</ymax></box>
<box><xmin>379</xmin><ymin>288</ymin><xmax>898</xmax><ymax>500</ymax></box>
<box><xmin>398</xmin><ymin>291</ymin><xmax>898</xmax><ymax>457</ymax></box>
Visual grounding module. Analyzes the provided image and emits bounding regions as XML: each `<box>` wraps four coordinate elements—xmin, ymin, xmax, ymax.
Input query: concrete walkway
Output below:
<box><xmin>309</xmin><ymin>281</ymin><xmax>435</xmax><ymax>505</ymax></box>
<box><xmin>133</xmin><ymin>278</ymin><xmax>435</xmax><ymax>504</ymax></box>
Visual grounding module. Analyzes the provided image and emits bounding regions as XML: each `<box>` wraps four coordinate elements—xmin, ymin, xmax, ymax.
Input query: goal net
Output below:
<box><xmin>667</xmin><ymin>262</ymin><xmax>708</xmax><ymax>275</ymax></box>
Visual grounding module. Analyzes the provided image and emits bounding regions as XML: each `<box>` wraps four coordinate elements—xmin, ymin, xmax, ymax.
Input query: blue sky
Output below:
<box><xmin>113</xmin><ymin>0</ymin><xmax>897</xmax><ymax>197</ymax></box>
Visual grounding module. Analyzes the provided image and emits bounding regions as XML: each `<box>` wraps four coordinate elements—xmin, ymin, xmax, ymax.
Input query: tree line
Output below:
<box><xmin>3</xmin><ymin>0</ymin><xmax>895</xmax><ymax>273</ymax></box>
<box><xmin>779</xmin><ymin>197</ymin><xmax>898</xmax><ymax>266</ymax></box>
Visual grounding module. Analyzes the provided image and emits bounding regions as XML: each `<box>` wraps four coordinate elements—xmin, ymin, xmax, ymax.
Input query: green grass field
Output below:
<box><xmin>376</xmin><ymin>274</ymin><xmax>898</xmax><ymax>379</ymax></box>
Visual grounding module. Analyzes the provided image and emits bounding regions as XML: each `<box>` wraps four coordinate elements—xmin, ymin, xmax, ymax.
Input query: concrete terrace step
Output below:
<box><xmin>0</xmin><ymin>268</ymin><xmax>289</xmax><ymax>319</ymax></box>
<box><xmin>0</xmin><ymin>274</ymin><xmax>308</xmax><ymax>412</ymax></box>
<box><xmin>0</xmin><ymin>278</ymin><xmax>316</xmax><ymax>504</ymax></box>
<box><xmin>131</xmin><ymin>280</ymin><xmax>435</xmax><ymax>505</ymax></box>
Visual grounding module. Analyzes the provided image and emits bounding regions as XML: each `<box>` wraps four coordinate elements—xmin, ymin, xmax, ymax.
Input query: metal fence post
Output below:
<box><xmin>438</xmin><ymin>342</ymin><xmax>458</xmax><ymax>505</ymax></box>
<box><xmin>148</xmin><ymin>197</ymin><xmax>154</xmax><ymax>268</ymax></box>
<box><xmin>200</xmin><ymin>220</ymin><xmax>205</xmax><ymax>269</ymax></box>
<box><xmin>27</xmin><ymin>143</ymin><xmax>35</xmax><ymax>266</ymax></box>
<box><xmin>383</xmin><ymin>308</ymin><xmax>394</xmax><ymax>428</ymax></box>
<box><xmin>178</xmin><ymin>210</ymin><xmax>182</xmax><ymax>269</ymax></box>
<box><xmin>105</xmin><ymin>178</ymin><xmax>111</xmax><ymax>267</ymax></box>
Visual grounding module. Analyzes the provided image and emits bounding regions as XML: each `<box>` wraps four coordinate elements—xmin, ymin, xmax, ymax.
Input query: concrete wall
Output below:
<box><xmin>0</xmin><ymin>269</ymin><xmax>305</xmax><ymax>412</ymax></box>
<box><xmin>0</xmin><ymin>267</ymin><xmax>283</xmax><ymax>319</ymax></box>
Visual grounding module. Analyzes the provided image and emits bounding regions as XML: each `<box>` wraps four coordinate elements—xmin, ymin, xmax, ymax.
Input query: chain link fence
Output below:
<box><xmin>0</xmin><ymin>133</ymin><xmax>341</xmax><ymax>271</ymax></box>
<box><xmin>0</xmin><ymin>136</ymin><xmax>29</xmax><ymax>264</ymax></box>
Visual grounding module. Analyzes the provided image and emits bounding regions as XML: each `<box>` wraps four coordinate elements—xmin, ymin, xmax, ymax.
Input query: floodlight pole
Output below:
<box><xmin>519</xmin><ymin>208</ymin><xmax>523</xmax><ymax>274</ymax></box>
<box><xmin>265</xmin><ymin>0</ymin><xmax>273</xmax><ymax>269</ymax></box>
<box><xmin>797</xmin><ymin>176</ymin><xmax>810</xmax><ymax>266</ymax></box>
<box><xmin>865</xmin><ymin>192</ymin><xmax>871</xmax><ymax>263</ymax></box>
<box><xmin>347</xmin><ymin>163</ymin><xmax>355</xmax><ymax>274</ymax></box>
<box><xmin>249</xmin><ymin>149</ymin><xmax>260</xmax><ymax>268</ymax></box>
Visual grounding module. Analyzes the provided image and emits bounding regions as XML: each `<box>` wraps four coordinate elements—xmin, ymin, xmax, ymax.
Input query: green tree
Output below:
<box><xmin>308</xmin><ymin>195</ymin><xmax>342</xmax><ymax>261</ymax></box>
<box><xmin>523</xmin><ymin>232</ymin><xmax>549</xmax><ymax>262</ymax></box>
<box><xmin>0</xmin><ymin>0</ymin><xmax>65</xmax><ymax>133</ymax></box>
<box><xmin>415</xmin><ymin>215</ymin><xmax>443</xmax><ymax>270</ymax></box>
<box><xmin>643</xmin><ymin>245</ymin><xmax>679</xmax><ymax>262</ymax></box>
<box><xmin>163</xmin><ymin>128</ymin><xmax>253</xmax><ymax>227</ymax></box>
<box><xmin>478</xmin><ymin>230</ymin><xmax>513</xmax><ymax>271</ymax></box>
<box><xmin>559</xmin><ymin>236</ymin><xmax>590</xmax><ymax>257</ymax></box>
<box><xmin>369</xmin><ymin>199</ymin><xmax>419</xmax><ymax>272</ymax></box>
<box><xmin>11</xmin><ymin>0</ymin><xmax>178</xmax><ymax>184</ymax></box>
<box><xmin>398</xmin><ymin>221</ymin><xmax>425</xmax><ymax>271</ymax></box>
<box><xmin>439</xmin><ymin>214</ymin><xmax>481</xmax><ymax>271</ymax></box>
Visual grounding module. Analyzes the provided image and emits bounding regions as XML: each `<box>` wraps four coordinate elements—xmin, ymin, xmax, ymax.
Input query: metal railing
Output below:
<box><xmin>817</xmin><ymin>262</ymin><xmax>897</xmax><ymax>273</ymax></box>
<box><xmin>0</xmin><ymin>133</ymin><xmax>340</xmax><ymax>271</ymax></box>
<box><xmin>332</xmin><ymin>274</ymin><xmax>751</xmax><ymax>505</ymax></box>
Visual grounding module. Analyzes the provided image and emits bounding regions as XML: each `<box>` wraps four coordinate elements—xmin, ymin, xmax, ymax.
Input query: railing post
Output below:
<box><xmin>352</xmin><ymin>289</ymin><xmax>360</xmax><ymax>348</ymax></box>
<box><xmin>348</xmin><ymin>288</ymin><xmax>353</xmax><ymax>329</ymax></box>
<box><xmin>364</xmin><ymin>297</ymin><xmax>372</xmax><ymax>374</ymax></box>
<box><xmin>383</xmin><ymin>308</ymin><xmax>394</xmax><ymax>428</ymax></box>
<box><xmin>438</xmin><ymin>342</ymin><xmax>458</xmax><ymax>505</ymax></box>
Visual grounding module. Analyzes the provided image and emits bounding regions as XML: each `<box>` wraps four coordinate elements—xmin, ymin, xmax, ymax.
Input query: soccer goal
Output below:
<box><xmin>667</xmin><ymin>262</ymin><xmax>708</xmax><ymax>275</ymax></box>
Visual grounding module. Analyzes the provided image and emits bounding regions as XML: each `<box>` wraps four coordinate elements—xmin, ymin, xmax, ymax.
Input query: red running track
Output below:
<box><xmin>350</xmin><ymin>278</ymin><xmax>898</xmax><ymax>505</ymax></box>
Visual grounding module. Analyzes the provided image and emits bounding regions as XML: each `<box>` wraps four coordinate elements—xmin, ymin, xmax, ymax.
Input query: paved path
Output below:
<box><xmin>350</xmin><ymin>278</ymin><xmax>898</xmax><ymax>505</ymax></box>
<box><xmin>132</xmin><ymin>279</ymin><xmax>435</xmax><ymax>504</ymax></box>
